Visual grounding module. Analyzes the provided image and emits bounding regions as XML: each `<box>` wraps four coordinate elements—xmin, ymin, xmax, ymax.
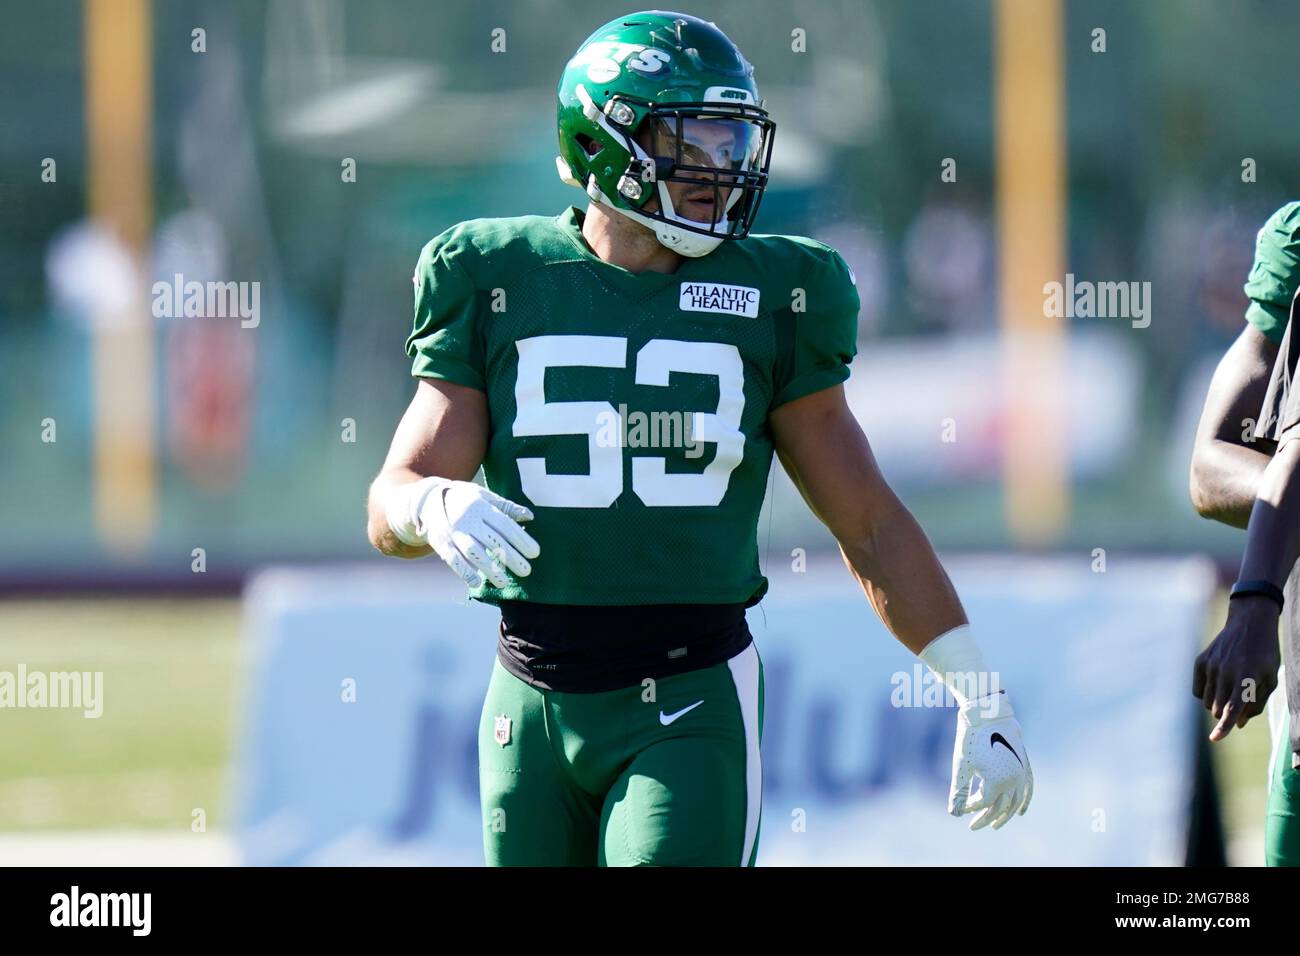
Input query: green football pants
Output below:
<box><xmin>477</xmin><ymin>643</ymin><xmax>764</xmax><ymax>866</ymax></box>
<box><xmin>1266</xmin><ymin>679</ymin><xmax>1300</xmax><ymax>866</ymax></box>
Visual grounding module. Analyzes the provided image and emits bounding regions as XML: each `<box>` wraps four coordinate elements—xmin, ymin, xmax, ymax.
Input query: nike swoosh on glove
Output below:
<box><xmin>947</xmin><ymin>690</ymin><xmax>1033</xmax><ymax>831</ymax></box>
<box><xmin>387</xmin><ymin>476</ymin><xmax>540</xmax><ymax>589</ymax></box>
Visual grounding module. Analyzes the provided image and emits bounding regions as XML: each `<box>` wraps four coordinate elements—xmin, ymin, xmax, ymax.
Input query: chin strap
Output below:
<box><xmin>555</xmin><ymin>156</ymin><xmax>582</xmax><ymax>187</ymax></box>
<box><xmin>583</xmin><ymin>174</ymin><xmax>725</xmax><ymax>258</ymax></box>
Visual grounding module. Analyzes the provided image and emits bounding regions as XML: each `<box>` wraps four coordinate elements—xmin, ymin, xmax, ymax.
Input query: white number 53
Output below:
<box><xmin>512</xmin><ymin>334</ymin><xmax>744</xmax><ymax>508</ymax></box>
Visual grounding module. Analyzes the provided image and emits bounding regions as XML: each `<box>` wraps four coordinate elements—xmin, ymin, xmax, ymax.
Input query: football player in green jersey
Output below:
<box><xmin>1191</xmin><ymin>202</ymin><xmax>1300</xmax><ymax>865</ymax></box>
<box><xmin>366</xmin><ymin>11</ymin><xmax>1033</xmax><ymax>866</ymax></box>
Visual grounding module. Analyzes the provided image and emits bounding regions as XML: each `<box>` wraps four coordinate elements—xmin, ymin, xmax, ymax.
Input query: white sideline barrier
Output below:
<box><xmin>234</xmin><ymin>554</ymin><xmax>1215</xmax><ymax>865</ymax></box>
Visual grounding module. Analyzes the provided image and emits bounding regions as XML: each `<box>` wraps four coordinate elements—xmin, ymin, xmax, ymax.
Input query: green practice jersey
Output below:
<box><xmin>1245</xmin><ymin>201</ymin><xmax>1300</xmax><ymax>344</ymax></box>
<box><xmin>406</xmin><ymin>206</ymin><xmax>859</xmax><ymax>606</ymax></box>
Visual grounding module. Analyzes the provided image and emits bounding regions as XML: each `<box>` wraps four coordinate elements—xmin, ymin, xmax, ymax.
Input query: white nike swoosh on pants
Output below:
<box><xmin>659</xmin><ymin>700</ymin><xmax>705</xmax><ymax>725</ymax></box>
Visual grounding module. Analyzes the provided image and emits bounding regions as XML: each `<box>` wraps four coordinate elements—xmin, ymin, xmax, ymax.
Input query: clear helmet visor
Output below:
<box><xmin>649</xmin><ymin>115</ymin><xmax>766</xmax><ymax>173</ymax></box>
<box><xmin>642</xmin><ymin>114</ymin><xmax>770</xmax><ymax>226</ymax></box>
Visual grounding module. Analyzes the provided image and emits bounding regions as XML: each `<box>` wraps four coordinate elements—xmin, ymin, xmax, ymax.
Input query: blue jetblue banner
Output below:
<box><xmin>235</xmin><ymin>555</ymin><xmax>1214</xmax><ymax>865</ymax></box>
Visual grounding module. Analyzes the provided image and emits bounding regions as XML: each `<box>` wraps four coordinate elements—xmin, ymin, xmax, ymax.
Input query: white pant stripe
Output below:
<box><xmin>726</xmin><ymin>643</ymin><xmax>763</xmax><ymax>866</ymax></box>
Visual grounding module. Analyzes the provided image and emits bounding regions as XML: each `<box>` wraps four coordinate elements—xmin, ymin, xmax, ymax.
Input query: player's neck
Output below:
<box><xmin>582</xmin><ymin>203</ymin><xmax>684</xmax><ymax>275</ymax></box>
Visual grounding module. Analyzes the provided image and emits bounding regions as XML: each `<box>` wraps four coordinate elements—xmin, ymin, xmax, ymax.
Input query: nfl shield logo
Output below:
<box><xmin>494</xmin><ymin>714</ymin><xmax>512</xmax><ymax>747</ymax></box>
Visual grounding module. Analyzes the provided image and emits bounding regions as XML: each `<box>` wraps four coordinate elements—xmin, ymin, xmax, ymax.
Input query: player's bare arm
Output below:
<box><xmin>771</xmin><ymin>385</ymin><xmax>1033</xmax><ymax>830</ymax></box>
<box><xmin>770</xmin><ymin>385</ymin><xmax>965</xmax><ymax>652</ymax></box>
<box><xmin>1190</xmin><ymin>203</ymin><xmax>1300</xmax><ymax>753</ymax></box>
<box><xmin>1189</xmin><ymin>320</ymin><xmax>1284</xmax><ymax>742</ymax></box>
<box><xmin>367</xmin><ymin>378</ymin><xmax>538</xmax><ymax>584</ymax></box>
<box><xmin>1189</xmin><ymin>322</ymin><xmax>1279</xmax><ymax>527</ymax></box>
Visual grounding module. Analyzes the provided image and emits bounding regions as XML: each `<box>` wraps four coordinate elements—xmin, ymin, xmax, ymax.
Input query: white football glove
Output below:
<box><xmin>947</xmin><ymin>690</ymin><xmax>1033</xmax><ymax>830</ymax></box>
<box><xmin>386</xmin><ymin>476</ymin><xmax>539</xmax><ymax>589</ymax></box>
<box><xmin>920</xmin><ymin>625</ymin><xmax>1033</xmax><ymax>831</ymax></box>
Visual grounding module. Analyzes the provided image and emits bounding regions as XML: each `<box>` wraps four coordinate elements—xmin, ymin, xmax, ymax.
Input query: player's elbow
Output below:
<box><xmin>366</xmin><ymin>511</ymin><xmax>390</xmax><ymax>554</ymax></box>
<box><xmin>1187</xmin><ymin>455</ymin><xmax>1216</xmax><ymax>520</ymax></box>
<box><xmin>1188</xmin><ymin>445</ymin><xmax>1238</xmax><ymax>523</ymax></box>
<box><xmin>365</xmin><ymin>500</ymin><xmax>391</xmax><ymax>554</ymax></box>
<box><xmin>365</xmin><ymin>476</ymin><xmax>402</xmax><ymax>556</ymax></box>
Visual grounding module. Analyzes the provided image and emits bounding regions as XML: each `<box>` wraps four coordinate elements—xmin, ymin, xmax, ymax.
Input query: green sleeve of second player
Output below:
<box><xmin>405</xmin><ymin>227</ymin><xmax>485</xmax><ymax>390</ymax></box>
<box><xmin>1245</xmin><ymin>202</ymin><xmax>1300</xmax><ymax>345</ymax></box>
<box><xmin>771</xmin><ymin>246</ymin><xmax>861</xmax><ymax>408</ymax></box>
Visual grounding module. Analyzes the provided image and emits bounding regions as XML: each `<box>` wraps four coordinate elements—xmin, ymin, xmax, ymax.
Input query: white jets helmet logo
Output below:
<box><xmin>627</xmin><ymin>49</ymin><xmax>671</xmax><ymax>74</ymax></box>
<box><xmin>572</xmin><ymin>42</ymin><xmax>671</xmax><ymax>83</ymax></box>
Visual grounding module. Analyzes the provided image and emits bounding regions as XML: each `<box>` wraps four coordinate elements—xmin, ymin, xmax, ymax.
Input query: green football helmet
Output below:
<box><xmin>556</xmin><ymin>11</ymin><xmax>775</xmax><ymax>257</ymax></box>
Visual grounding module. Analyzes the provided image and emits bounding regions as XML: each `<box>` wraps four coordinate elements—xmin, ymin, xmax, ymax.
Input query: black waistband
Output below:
<box><xmin>496</xmin><ymin>600</ymin><xmax>752</xmax><ymax>693</ymax></box>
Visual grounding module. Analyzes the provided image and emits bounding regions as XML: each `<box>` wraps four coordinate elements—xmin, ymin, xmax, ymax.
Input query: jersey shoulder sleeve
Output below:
<box><xmin>1244</xmin><ymin>201</ymin><xmax>1300</xmax><ymax>344</ymax></box>
<box><xmin>406</xmin><ymin>221</ymin><xmax>485</xmax><ymax>389</ymax></box>
<box><xmin>753</xmin><ymin>234</ymin><xmax>861</xmax><ymax>408</ymax></box>
<box><xmin>404</xmin><ymin>216</ymin><xmax>556</xmax><ymax>388</ymax></box>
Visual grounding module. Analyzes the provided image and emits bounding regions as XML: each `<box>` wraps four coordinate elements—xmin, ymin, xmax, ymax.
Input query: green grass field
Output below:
<box><xmin>0</xmin><ymin>594</ymin><xmax>1275</xmax><ymax>864</ymax></box>
<box><xmin>0</xmin><ymin>599</ymin><xmax>241</xmax><ymax>833</ymax></box>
